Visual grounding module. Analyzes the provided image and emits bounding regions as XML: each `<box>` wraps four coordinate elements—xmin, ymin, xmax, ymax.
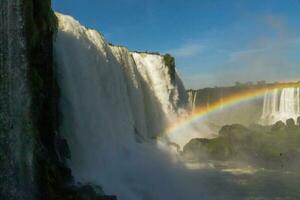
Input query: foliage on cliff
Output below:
<box><xmin>183</xmin><ymin>119</ymin><xmax>300</xmax><ymax>170</ymax></box>
<box><xmin>163</xmin><ymin>54</ymin><xmax>176</xmax><ymax>84</ymax></box>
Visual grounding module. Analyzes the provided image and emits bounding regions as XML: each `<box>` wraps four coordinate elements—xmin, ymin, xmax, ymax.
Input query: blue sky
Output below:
<box><xmin>53</xmin><ymin>0</ymin><xmax>300</xmax><ymax>89</ymax></box>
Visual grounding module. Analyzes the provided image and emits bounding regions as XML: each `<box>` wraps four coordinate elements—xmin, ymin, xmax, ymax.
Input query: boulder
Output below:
<box><xmin>271</xmin><ymin>120</ymin><xmax>285</xmax><ymax>132</ymax></box>
<box><xmin>286</xmin><ymin>118</ymin><xmax>296</xmax><ymax>130</ymax></box>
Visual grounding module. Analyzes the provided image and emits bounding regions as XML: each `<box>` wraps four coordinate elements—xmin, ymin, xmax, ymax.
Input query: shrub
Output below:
<box><xmin>163</xmin><ymin>54</ymin><xmax>176</xmax><ymax>83</ymax></box>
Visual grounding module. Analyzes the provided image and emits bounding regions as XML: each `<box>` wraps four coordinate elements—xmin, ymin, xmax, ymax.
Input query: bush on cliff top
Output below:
<box><xmin>163</xmin><ymin>54</ymin><xmax>176</xmax><ymax>83</ymax></box>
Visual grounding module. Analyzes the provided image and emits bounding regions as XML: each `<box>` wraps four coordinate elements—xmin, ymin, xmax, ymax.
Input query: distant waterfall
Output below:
<box><xmin>187</xmin><ymin>90</ymin><xmax>197</xmax><ymax>113</ymax></box>
<box><xmin>192</xmin><ymin>92</ymin><xmax>197</xmax><ymax>112</ymax></box>
<box><xmin>0</xmin><ymin>0</ymin><xmax>34</xmax><ymax>199</ymax></box>
<box><xmin>261</xmin><ymin>88</ymin><xmax>300</xmax><ymax>125</ymax></box>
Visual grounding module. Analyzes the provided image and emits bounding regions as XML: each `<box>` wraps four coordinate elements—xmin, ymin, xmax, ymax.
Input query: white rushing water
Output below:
<box><xmin>261</xmin><ymin>88</ymin><xmax>300</xmax><ymax>125</ymax></box>
<box><xmin>54</xmin><ymin>13</ymin><xmax>196</xmax><ymax>200</ymax></box>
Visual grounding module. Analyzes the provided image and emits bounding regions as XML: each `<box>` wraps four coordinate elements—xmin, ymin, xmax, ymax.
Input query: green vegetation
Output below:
<box><xmin>163</xmin><ymin>54</ymin><xmax>176</xmax><ymax>83</ymax></box>
<box><xmin>183</xmin><ymin>119</ymin><xmax>300</xmax><ymax>170</ymax></box>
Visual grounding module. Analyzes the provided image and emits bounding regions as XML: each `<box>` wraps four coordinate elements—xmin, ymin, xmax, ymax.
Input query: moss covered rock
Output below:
<box><xmin>183</xmin><ymin>122</ymin><xmax>300</xmax><ymax>169</ymax></box>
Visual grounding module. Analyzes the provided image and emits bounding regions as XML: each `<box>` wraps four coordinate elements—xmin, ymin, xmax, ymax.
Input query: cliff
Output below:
<box><xmin>1</xmin><ymin>0</ymin><xmax>35</xmax><ymax>199</ymax></box>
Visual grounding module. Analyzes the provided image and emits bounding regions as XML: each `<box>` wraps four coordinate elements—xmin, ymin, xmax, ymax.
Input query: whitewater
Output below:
<box><xmin>261</xmin><ymin>88</ymin><xmax>300</xmax><ymax>125</ymax></box>
<box><xmin>54</xmin><ymin>13</ymin><xmax>195</xmax><ymax>200</ymax></box>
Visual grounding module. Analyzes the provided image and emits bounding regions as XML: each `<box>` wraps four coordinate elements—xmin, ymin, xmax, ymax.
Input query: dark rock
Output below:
<box><xmin>64</xmin><ymin>184</ymin><xmax>117</xmax><ymax>200</ymax></box>
<box><xmin>184</xmin><ymin>138</ymin><xmax>211</xmax><ymax>152</ymax></box>
<box><xmin>22</xmin><ymin>1</ymin><xmax>118</xmax><ymax>199</ymax></box>
<box><xmin>286</xmin><ymin>118</ymin><xmax>296</xmax><ymax>129</ymax></box>
<box><xmin>218</xmin><ymin>124</ymin><xmax>251</xmax><ymax>143</ymax></box>
<box><xmin>272</xmin><ymin>120</ymin><xmax>285</xmax><ymax>132</ymax></box>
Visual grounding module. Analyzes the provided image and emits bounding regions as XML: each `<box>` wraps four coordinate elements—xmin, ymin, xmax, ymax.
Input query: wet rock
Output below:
<box><xmin>271</xmin><ymin>120</ymin><xmax>285</xmax><ymax>132</ymax></box>
<box><xmin>286</xmin><ymin>118</ymin><xmax>296</xmax><ymax>130</ymax></box>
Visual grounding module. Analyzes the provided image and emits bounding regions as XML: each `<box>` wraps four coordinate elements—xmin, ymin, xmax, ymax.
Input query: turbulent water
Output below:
<box><xmin>261</xmin><ymin>88</ymin><xmax>300</xmax><ymax>125</ymax></box>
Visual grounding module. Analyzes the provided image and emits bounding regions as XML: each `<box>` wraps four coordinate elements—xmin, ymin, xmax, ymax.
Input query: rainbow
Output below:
<box><xmin>165</xmin><ymin>82</ymin><xmax>300</xmax><ymax>135</ymax></box>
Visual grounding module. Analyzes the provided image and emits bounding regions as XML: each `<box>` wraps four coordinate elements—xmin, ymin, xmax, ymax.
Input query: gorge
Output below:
<box><xmin>1</xmin><ymin>1</ymin><xmax>300</xmax><ymax>200</ymax></box>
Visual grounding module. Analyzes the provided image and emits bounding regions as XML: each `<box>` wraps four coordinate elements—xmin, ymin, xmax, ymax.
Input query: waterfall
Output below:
<box><xmin>0</xmin><ymin>0</ymin><xmax>34</xmax><ymax>199</ymax></box>
<box><xmin>54</xmin><ymin>13</ymin><xmax>193</xmax><ymax>200</ymax></box>
<box><xmin>296</xmin><ymin>88</ymin><xmax>299</xmax><ymax>115</ymax></box>
<box><xmin>131</xmin><ymin>52</ymin><xmax>187</xmax><ymax>137</ymax></box>
<box><xmin>261</xmin><ymin>88</ymin><xmax>300</xmax><ymax>125</ymax></box>
<box><xmin>188</xmin><ymin>91</ymin><xmax>194</xmax><ymax>110</ymax></box>
<box><xmin>192</xmin><ymin>91</ymin><xmax>197</xmax><ymax>112</ymax></box>
<box><xmin>187</xmin><ymin>90</ymin><xmax>197</xmax><ymax>113</ymax></box>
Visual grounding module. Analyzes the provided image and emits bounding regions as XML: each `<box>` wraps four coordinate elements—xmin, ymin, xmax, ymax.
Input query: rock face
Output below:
<box><xmin>0</xmin><ymin>0</ymin><xmax>35</xmax><ymax>199</ymax></box>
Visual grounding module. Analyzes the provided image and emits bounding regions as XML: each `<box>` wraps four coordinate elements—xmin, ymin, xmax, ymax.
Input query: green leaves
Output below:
<box><xmin>164</xmin><ymin>54</ymin><xmax>176</xmax><ymax>83</ymax></box>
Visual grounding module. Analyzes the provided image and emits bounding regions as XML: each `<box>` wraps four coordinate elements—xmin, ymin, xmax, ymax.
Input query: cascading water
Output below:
<box><xmin>195</xmin><ymin>93</ymin><xmax>199</xmax><ymax>111</ymax></box>
<box><xmin>261</xmin><ymin>87</ymin><xmax>300</xmax><ymax>125</ymax></box>
<box><xmin>54</xmin><ymin>13</ymin><xmax>201</xmax><ymax>200</ymax></box>
<box><xmin>0</xmin><ymin>0</ymin><xmax>34</xmax><ymax>199</ymax></box>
